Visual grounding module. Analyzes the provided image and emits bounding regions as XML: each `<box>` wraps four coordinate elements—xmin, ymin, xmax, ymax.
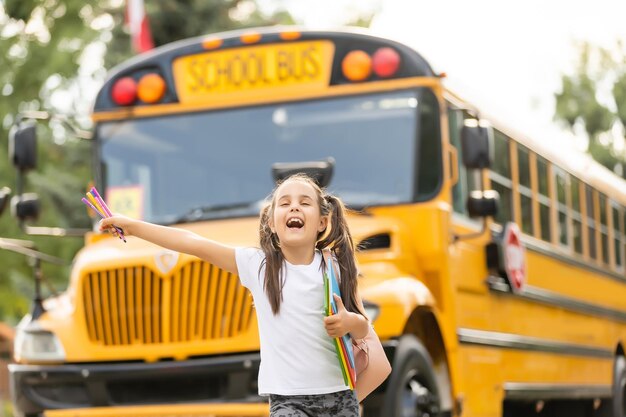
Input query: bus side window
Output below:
<box><xmin>570</xmin><ymin>177</ymin><xmax>583</xmax><ymax>254</ymax></box>
<box><xmin>611</xmin><ymin>203</ymin><xmax>623</xmax><ymax>270</ymax></box>
<box><xmin>599</xmin><ymin>193</ymin><xmax>609</xmax><ymax>265</ymax></box>
<box><xmin>585</xmin><ymin>185</ymin><xmax>597</xmax><ymax>261</ymax></box>
<box><xmin>489</xmin><ymin>130</ymin><xmax>512</xmax><ymax>225</ymax></box>
<box><xmin>554</xmin><ymin>168</ymin><xmax>569</xmax><ymax>248</ymax></box>
<box><xmin>536</xmin><ymin>155</ymin><xmax>551</xmax><ymax>242</ymax></box>
<box><xmin>448</xmin><ymin>107</ymin><xmax>476</xmax><ymax>215</ymax></box>
<box><xmin>623</xmin><ymin>207</ymin><xmax>626</xmax><ymax>275</ymax></box>
<box><xmin>416</xmin><ymin>90</ymin><xmax>442</xmax><ymax>199</ymax></box>
<box><xmin>517</xmin><ymin>144</ymin><xmax>533</xmax><ymax>235</ymax></box>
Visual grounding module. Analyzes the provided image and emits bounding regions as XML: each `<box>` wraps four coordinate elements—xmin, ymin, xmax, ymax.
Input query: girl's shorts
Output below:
<box><xmin>269</xmin><ymin>389</ymin><xmax>359</xmax><ymax>417</ymax></box>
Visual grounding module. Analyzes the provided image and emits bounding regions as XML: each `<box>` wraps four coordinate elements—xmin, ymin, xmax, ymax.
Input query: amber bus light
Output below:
<box><xmin>372</xmin><ymin>47</ymin><xmax>400</xmax><ymax>78</ymax></box>
<box><xmin>111</xmin><ymin>77</ymin><xmax>137</xmax><ymax>106</ymax></box>
<box><xmin>137</xmin><ymin>73</ymin><xmax>166</xmax><ymax>104</ymax></box>
<box><xmin>240</xmin><ymin>32</ymin><xmax>262</xmax><ymax>44</ymax></box>
<box><xmin>342</xmin><ymin>50</ymin><xmax>372</xmax><ymax>82</ymax></box>
<box><xmin>202</xmin><ymin>37</ymin><xmax>223</xmax><ymax>50</ymax></box>
<box><xmin>279</xmin><ymin>31</ymin><xmax>301</xmax><ymax>41</ymax></box>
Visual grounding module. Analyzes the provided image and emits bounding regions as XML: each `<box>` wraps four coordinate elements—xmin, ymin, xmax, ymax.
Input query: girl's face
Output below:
<box><xmin>270</xmin><ymin>180</ymin><xmax>328</xmax><ymax>249</ymax></box>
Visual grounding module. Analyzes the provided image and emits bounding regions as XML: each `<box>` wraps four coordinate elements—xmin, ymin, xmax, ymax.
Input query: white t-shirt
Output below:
<box><xmin>235</xmin><ymin>247</ymin><xmax>349</xmax><ymax>396</ymax></box>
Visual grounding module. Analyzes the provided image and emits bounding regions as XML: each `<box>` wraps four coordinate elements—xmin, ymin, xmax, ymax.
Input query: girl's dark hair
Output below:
<box><xmin>258</xmin><ymin>173</ymin><xmax>365</xmax><ymax>317</ymax></box>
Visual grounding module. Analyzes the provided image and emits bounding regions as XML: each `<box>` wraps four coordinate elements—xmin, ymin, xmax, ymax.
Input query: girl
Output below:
<box><xmin>99</xmin><ymin>173</ymin><xmax>370</xmax><ymax>417</ymax></box>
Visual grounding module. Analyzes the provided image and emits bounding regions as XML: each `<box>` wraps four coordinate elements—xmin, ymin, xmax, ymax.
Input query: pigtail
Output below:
<box><xmin>318</xmin><ymin>195</ymin><xmax>366</xmax><ymax>318</ymax></box>
<box><xmin>257</xmin><ymin>173</ymin><xmax>363</xmax><ymax>317</ymax></box>
<box><xmin>259</xmin><ymin>203</ymin><xmax>285</xmax><ymax>315</ymax></box>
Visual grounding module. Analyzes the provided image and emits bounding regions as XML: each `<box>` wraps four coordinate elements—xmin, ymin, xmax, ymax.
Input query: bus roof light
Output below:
<box><xmin>202</xmin><ymin>37</ymin><xmax>223</xmax><ymax>50</ymax></box>
<box><xmin>342</xmin><ymin>50</ymin><xmax>372</xmax><ymax>82</ymax></box>
<box><xmin>279</xmin><ymin>31</ymin><xmax>301</xmax><ymax>41</ymax></box>
<box><xmin>111</xmin><ymin>77</ymin><xmax>137</xmax><ymax>106</ymax></box>
<box><xmin>372</xmin><ymin>47</ymin><xmax>400</xmax><ymax>78</ymax></box>
<box><xmin>137</xmin><ymin>73</ymin><xmax>166</xmax><ymax>104</ymax></box>
<box><xmin>240</xmin><ymin>32</ymin><xmax>262</xmax><ymax>44</ymax></box>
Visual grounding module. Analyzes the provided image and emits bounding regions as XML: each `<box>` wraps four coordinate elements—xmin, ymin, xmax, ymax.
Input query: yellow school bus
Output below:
<box><xmin>9</xmin><ymin>27</ymin><xmax>626</xmax><ymax>417</ymax></box>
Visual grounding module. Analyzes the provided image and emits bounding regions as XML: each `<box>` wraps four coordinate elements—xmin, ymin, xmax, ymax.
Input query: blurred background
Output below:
<box><xmin>1</xmin><ymin>0</ymin><xmax>626</xmax><ymax>412</ymax></box>
<box><xmin>5</xmin><ymin>0</ymin><xmax>626</xmax><ymax>323</ymax></box>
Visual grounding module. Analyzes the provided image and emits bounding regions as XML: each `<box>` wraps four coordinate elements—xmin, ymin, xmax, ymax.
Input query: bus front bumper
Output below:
<box><xmin>44</xmin><ymin>403</ymin><xmax>270</xmax><ymax>417</ymax></box>
<box><xmin>9</xmin><ymin>353</ymin><xmax>263</xmax><ymax>417</ymax></box>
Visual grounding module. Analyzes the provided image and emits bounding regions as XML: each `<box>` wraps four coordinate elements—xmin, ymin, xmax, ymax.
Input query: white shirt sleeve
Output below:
<box><xmin>235</xmin><ymin>247</ymin><xmax>264</xmax><ymax>289</ymax></box>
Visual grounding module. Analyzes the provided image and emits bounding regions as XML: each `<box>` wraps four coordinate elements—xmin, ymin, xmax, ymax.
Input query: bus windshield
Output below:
<box><xmin>99</xmin><ymin>89</ymin><xmax>431</xmax><ymax>224</ymax></box>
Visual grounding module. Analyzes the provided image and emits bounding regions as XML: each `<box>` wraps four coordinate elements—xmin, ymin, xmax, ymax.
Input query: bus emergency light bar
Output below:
<box><xmin>110</xmin><ymin>30</ymin><xmax>402</xmax><ymax>107</ymax></box>
<box><xmin>112</xmin><ymin>74</ymin><xmax>166</xmax><ymax>106</ymax></box>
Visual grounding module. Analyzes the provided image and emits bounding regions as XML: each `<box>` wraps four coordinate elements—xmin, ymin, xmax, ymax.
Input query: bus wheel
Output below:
<box><xmin>382</xmin><ymin>334</ymin><xmax>441</xmax><ymax>417</ymax></box>
<box><xmin>614</xmin><ymin>355</ymin><xmax>626</xmax><ymax>417</ymax></box>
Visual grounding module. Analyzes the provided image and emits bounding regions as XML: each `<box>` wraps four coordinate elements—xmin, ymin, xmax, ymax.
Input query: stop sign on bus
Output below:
<box><xmin>502</xmin><ymin>222</ymin><xmax>526</xmax><ymax>293</ymax></box>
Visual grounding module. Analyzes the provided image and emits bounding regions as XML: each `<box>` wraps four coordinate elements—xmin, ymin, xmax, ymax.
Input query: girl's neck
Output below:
<box><xmin>281</xmin><ymin>245</ymin><xmax>316</xmax><ymax>265</ymax></box>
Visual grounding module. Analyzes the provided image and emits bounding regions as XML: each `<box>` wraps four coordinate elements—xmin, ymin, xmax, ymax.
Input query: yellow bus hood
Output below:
<box><xmin>37</xmin><ymin>214</ymin><xmax>406</xmax><ymax>363</ymax></box>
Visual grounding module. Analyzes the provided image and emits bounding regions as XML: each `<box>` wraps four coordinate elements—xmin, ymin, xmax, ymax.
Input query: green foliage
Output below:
<box><xmin>104</xmin><ymin>0</ymin><xmax>295</xmax><ymax>69</ymax></box>
<box><xmin>0</xmin><ymin>282</ymin><xmax>29</xmax><ymax>324</ymax></box>
<box><xmin>554</xmin><ymin>42</ymin><xmax>626</xmax><ymax>177</ymax></box>
<box><xmin>0</xmin><ymin>1</ymin><xmax>294</xmax><ymax>324</ymax></box>
<box><xmin>344</xmin><ymin>8</ymin><xmax>379</xmax><ymax>28</ymax></box>
<box><xmin>613</xmin><ymin>71</ymin><xmax>626</xmax><ymax>127</ymax></box>
<box><xmin>555</xmin><ymin>75</ymin><xmax>613</xmax><ymax>137</ymax></box>
<box><xmin>0</xmin><ymin>0</ymin><xmax>100</xmax><ymax>323</ymax></box>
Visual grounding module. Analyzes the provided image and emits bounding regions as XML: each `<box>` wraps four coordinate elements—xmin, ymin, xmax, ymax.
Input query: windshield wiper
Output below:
<box><xmin>169</xmin><ymin>201</ymin><xmax>261</xmax><ymax>224</ymax></box>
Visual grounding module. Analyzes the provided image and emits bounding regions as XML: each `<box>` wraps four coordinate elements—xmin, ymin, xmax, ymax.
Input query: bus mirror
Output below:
<box><xmin>272</xmin><ymin>157</ymin><xmax>335</xmax><ymax>188</ymax></box>
<box><xmin>9</xmin><ymin>123</ymin><xmax>38</xmax><ymax>172</ymax></box>
<box><xmin>467</xmin><ymin>189</ymin><xmax>499</xmax><ymax>218</ymax></box>
<box><xmin>11</xmin><ymin>193</ymin><xmax>41</xmax><ymax>222</ymax></box>
<box><xmin>0</xmin><ymin>187</ymin><xmax>11</xmax><ymax>216</ymax></box>
<box><xmin>461</xmin><ymin>119</ymin><xmax>492</xmax><ymax>169</ymax></box>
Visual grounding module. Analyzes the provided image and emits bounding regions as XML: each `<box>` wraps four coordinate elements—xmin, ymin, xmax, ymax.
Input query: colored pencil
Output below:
<box><xmin>90</xmin><ymin>191</ymin><xmax>126</xmax><ymax>240</ymax></box>
<box><xmin>86</xmin><ymin>192</ymin><xmax>106</xmax><ymax>217</ymax></box>
<box><xmin>89</xmin><ymin>187</ymin><xmax>127</xmax><ymax>242</ymax></box>
<box><xmin>81</xmin><ymin>190</ymin><xmax>126</xmax><ymax>243</ymax></box>
<box><xmin>90</xmin><ymin>188</ymin><xmax>113</xmax><ymax>217</ymax></box>
<box><xmin>82</xmin><ymin>198</ymin><xmax>104</xmax><ymax>218</ymax></box>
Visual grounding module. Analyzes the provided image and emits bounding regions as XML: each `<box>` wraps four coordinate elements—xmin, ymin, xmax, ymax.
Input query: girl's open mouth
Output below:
<box><xmin>286</xmin><ymin>217</ymin><xmax>304</xmax><ymax>229</ymax></box>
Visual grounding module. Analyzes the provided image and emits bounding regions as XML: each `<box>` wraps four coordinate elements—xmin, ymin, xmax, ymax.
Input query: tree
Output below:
<box><xmin>554</xmin><ymin>42</ymin><xmax>626</xmax><ymax>177</ymax></box>
<box><xmin>104</xmin><ymin>0</ymin><xmax>295</xmax><ymax>69</ymax></box>
<box><xmin>0</xmin><ymin>0</ymin><xmax>293</xmax><ymax>324</ymax></box>
<box><xmin>0</xmin><ymin>0</ymin><xmax>101</xmax><ymax>324</ymax></box>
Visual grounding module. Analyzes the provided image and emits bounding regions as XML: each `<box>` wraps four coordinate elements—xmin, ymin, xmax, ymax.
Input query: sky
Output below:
<box><xmin>262</xmin><ymin>0</ymin><xmax>626</xmax><ymax>156</ymax></box>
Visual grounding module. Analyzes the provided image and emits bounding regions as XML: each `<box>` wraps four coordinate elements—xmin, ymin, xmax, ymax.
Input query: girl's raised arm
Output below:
<box><xmin>99</xmin><ymin>215</ymin><xmax>237</xmax><ymax>275</ymax></box>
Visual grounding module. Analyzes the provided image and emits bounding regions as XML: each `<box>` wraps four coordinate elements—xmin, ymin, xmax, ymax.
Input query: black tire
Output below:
<box><xmin>614</xmin><ymin>355</ymin><xmax>626</xmax><ymax>417</ymax></box>
<box><xmin>381</xmin><ymin>334</ymin><xmax>442</xmax><ymax>417</ymax></box>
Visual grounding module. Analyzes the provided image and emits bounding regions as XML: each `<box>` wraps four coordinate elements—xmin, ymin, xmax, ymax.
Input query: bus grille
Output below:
<box><xmin>82</xmin><ymin>261</ymin><xmax>254</xmax><ymax>346</ymax></box>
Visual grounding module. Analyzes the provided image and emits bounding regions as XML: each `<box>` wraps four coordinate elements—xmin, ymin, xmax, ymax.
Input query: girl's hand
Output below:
<box><xmin>99</xmin><ymin>214</ymin><xmax>135</xmax><ymax>237</ymax></box>
<box><xmin>324</xmin><ymin>294</ymin><xmax>352</xmax><ymax>338</ymax></box>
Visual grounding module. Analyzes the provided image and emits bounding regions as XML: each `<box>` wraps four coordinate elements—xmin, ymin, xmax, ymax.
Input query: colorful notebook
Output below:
<box><xmin>323</xmin><ymin>253</ymin><xmax>356</xmax><ymax>389</ymax></box>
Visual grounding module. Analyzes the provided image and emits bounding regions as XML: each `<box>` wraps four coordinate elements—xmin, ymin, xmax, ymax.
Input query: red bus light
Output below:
<box><xmin>372</xmin><ymin>47</ymin><xmax>400</xmax><ymax>78</ymax></box>
<box><xmin>111</xmin><ymin>77</ymin><xmax>137</xmax><ymax>106</ymax></box>
<box><xmin>342</xmin><ymin>50</ymin><xmax>372</xmax><ymax>82</ymax></box>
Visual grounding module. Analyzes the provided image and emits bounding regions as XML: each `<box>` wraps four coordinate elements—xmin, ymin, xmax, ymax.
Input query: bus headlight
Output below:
<box><xmin>14</xmin><ymin>322</ymin><xmax>65</xmax><ymax>362</ymax></box>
